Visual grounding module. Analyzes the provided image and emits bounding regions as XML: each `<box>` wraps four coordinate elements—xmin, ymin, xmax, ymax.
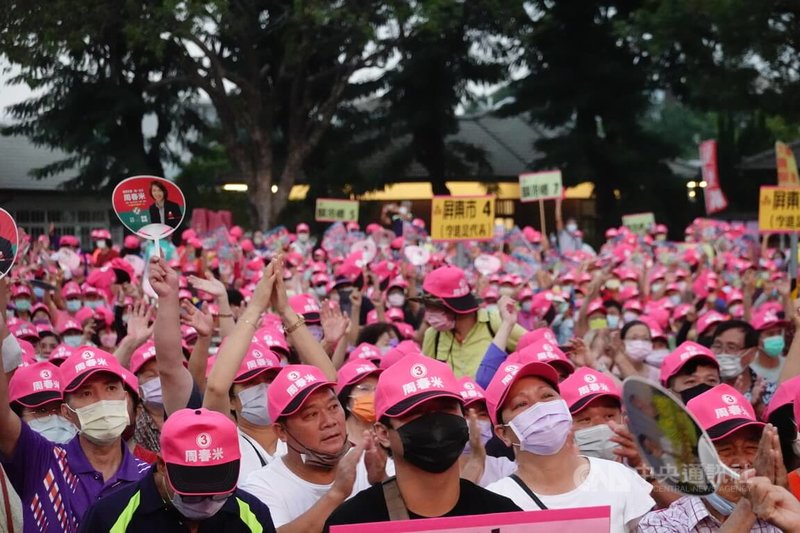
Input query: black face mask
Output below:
<box><xmin>396</xmin><ymin>412</ymin><xmax>469</xmax><ymax>473</ymax></box>
<box><xmin>679</xmin><ymin>383</ymin><xmax>714</xmax><ymax>404</ymax></box>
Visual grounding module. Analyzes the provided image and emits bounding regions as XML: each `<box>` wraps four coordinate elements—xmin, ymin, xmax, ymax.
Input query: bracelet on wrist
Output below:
<box><xmin>284</xmin><ymin>315</ymin><xmax>306</xmax><ymax>334</ymax></box>
<box><xmin>217</xmin><ymin>313</ymin><xmax>233</xmax><ymax>318</ymax></box>
<box><xmin>239</xmin><ymin>316</ymin><xmax>259</xmax><ymax>329</ymax></box>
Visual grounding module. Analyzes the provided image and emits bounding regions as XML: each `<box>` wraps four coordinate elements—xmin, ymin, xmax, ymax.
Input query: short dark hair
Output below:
<box><xmin>603</xmin><ymin>300</ymin><xmax>622</xmax><ymax>313</ymax></box>
<box><xmin>621</xmin><ymin>320</ymin><xmax>648</xmax><ymax>340</ymax></box>
<box><xmin>355</xmin><ymin>323</ymin><xmax>401</xmax><ymax>346</ymax></box>
<box><xmin>713</xmin><ymin>320</ymin><xmax>759</xmax><ymax>349</ymax></box>
<box><xmin>667</xmin><ymin>359</ymin><xmax>719</xmax><ymax>389</ymax></box>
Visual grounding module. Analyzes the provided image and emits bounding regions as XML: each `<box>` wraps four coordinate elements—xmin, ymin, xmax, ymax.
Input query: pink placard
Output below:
<box><xmin>330</xmin><ymin>506</ymin><xmax>611</xmax><ymax>533</ymax></box>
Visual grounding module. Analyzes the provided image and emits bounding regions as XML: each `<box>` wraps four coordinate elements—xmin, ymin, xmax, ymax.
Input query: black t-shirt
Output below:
<box><xmin>324</xmin><ymin>478</ymin><xmax>520</xmax><ymax>530</ymax></box>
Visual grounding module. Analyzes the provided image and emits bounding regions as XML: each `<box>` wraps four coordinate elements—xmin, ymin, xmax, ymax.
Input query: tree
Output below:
<box><xmin>363</xmin><ymin>0</ymin><xmax>520</xmax><ymax>195</ymax></box>
<box><xmin>0</xmin><ymin>0</ymin><xmax>201</xmax><ymax>191</ymax></box>
<box><xmin>498</xmin><ymin>1</ymin><xmax>680</xmax><ymax>231</ymax></box>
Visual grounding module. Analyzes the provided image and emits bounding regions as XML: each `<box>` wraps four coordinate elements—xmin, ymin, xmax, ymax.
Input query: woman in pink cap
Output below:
<box><xmin>484</xmin><ymin>359</ymin><xmax>654</xmax><ymax>531</ymax></box>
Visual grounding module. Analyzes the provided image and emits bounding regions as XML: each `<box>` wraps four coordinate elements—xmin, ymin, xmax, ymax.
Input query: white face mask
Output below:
<box><xmin>716</xmin><ymin>353</ymin><xmax>744</xmax><ymax>380</ymax></box>
<box><xmin>498</xmin><ymin>286</ymin><xmax>515</xmax><ymax>297</ymax></box>
<box><xmin>171</xmin><ymin>492</ymin><xmax>228</xmax><ymax>520</ymax></box>
<box><xmin>623</xmin><ymin>311</ymin><xmax>639</xmax><ymax>324</ymax></box>
<box><xmin>27</xmin><ymin>415</ymin><xmax>78</xmax><ymax>444</ymax></box>
<box><xmin>238</xmin><ymin>383</ymin><xmax>271</xmax><ymax>426</ymax></box>
<box><xmin>625</xmin><ymin>339</ymin><xmax>653</xmax><ymax>362</ymax></box>
<box><xmin>387</xmin><ymin>292</ymin><xmax>405</xmax><ymax>308</ymax></box>
<box><xmin>574</xmin><ymin>424</ymin><xmax>619</xmax><ymax>461</ymax></box>
<box><xmin>566</xmin><ymin>223</ymin><xmax>578</xmax><ymax>233</ymax></box>
<box><xmin>140</xmin><ymin>378</ymin><xmax>163</xmax><ymax>408</ymax></box>
<box><xmin>645</xmin><ymin>348</ymin><xmax>670</xmax><ymax>366</ymax></box>
<box><xmin>67</xmin><ymin>399</ymin><xmax>129</xmax><ymax>445</ymax></box>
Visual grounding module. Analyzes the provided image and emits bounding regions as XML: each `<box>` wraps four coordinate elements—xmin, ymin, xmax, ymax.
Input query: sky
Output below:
<box><xmin>0</xmin><ymin>62</ymin><xmax>30</xmax><ymax>120</ymax></box>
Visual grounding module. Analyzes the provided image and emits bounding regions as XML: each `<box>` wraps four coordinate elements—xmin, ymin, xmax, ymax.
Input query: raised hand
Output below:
<box><xmin>126</xmin><ymin>301</ymin><xmax>154</xmax><ymax>345</ymax></box>
<box><xmin>497</xmin><ymin>295</ymin><xmax>518</xmax><ymax>324</ymax></box>
<box><xmin>148</xmin><ymin>256</ymin><xmax>178</xmax><ymax>298</ymax></box>
<box><xmin>251</xmin><ymin>260</ymin><xmax>277</xmax><ymax>312</ymax></box>
<box><xmin>181</xmin><ymin>301</ymin><xmax>214</xmax><ymax>338</ymax></box>
<box><xmin>321</xmin><ymin>300</ymin><xmax>348</xmax><ymax>344</ymax></box>
<box><xmin>187</xmin><ymin>271</ymin><xmax>227</xmax><ymax>299</ymax></box>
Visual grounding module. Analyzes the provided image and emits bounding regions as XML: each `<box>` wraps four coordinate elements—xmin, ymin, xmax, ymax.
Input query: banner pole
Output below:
<box><xmin>539</xmin><ymin>199</ymin><xmax>547</xmax><ymax>236</ymax></box>
<box><xmin>791</xmin><ymin>232</ymin><xmax>798</xmax><ymax>291</ymax></box>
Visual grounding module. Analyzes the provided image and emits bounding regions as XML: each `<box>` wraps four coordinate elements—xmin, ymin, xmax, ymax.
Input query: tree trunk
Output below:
<box><xmin>249</xmin><ymin>170</ymin><xmax>275</xmax><ymax>230</ymax></box>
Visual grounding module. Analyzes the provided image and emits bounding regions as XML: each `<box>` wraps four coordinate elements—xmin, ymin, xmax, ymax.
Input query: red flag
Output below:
<box><xmin>699</xmin><ymin>140</ymin><xmax>728</xmax><ymax>215</ymax></box>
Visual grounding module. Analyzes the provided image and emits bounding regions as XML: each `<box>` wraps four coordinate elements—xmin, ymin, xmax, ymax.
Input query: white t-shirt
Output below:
<box><xmin>478</xmin><ymin>456</ymin><xmax>517</xmax><ymax>488</ymax></box>
<box><xmin>486</xmin><ymin>457</ymin><xmax>654</xmax><ymax>532</ymax></box>
<box><xmin>240</xmin><ymin>450</ymin><xmax>372</xmax><ymax>528</ymax></box>
<box><xmin>237</xmin><ymin>430</ymin><xmax>287</xmax><ymax>485</ymax></box>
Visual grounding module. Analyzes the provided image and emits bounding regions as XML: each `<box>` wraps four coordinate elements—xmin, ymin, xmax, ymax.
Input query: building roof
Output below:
<box><xmin>360</xmin><ymin>113</ymin><xmax>550</xmax><ymax>181</ymax></box>
<box><xmin>740</xmin><ymin>140</ymin><xmax>800</xmax><ymax>170</ymax></box>
<box><xmin>0</xmin><ymin>131</ymin><xmax>73</xmax><ymax>190</ymax></box>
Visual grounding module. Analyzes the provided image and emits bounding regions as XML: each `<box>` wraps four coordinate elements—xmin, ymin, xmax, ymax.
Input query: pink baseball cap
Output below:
<box><xmin>696</xmin><ymin>311</ymin><xmax>726</xmax><ymax>336</ymax></box>
<box><xmin>379</xmin><ymin>340</ymin><xmax>422</xmax><ymax>370</ymax></box>
<box><xmin>349</xmin><ymin>342</ymin><xmax>382</xmax><ymax>364</ymax></box>
<box><xmin>457</xmin><ymin>376</ymin><xmax>486</xmax><ymax>408</ymax></box>
<box><xmin>385</xmin><ymin>307</ymin><xmax>405</xmax><ymax>323</ymax></box>
<box><xmin>60</xmin><ymin>346</ymin><xmax>127</xmax><ymax>392</ymax></box>
<box><xmin>129</xmin><ymin>341</ymin><xmax>157</xmax><ymax>375</ymax></box>
<box><xmin>336</xmin><ymin>360</ymin><xmax>382</xmax><ymax>394</ymax></box>
<box><xmin>160</xmin><ymin>408</ymin><xmax>241</xmax><ymax>496</ymax></box>
<box><xmin>11</xmin><ymin>322</ymin><xmax>39</xmax><ymax>342</ymax></box>
<box><xmin>35</xmin><ymin>322</ymin><xmax>56</xmax><ymax>338</ymax></box>
<box><xmin>288</xmin><ymin>294</ymin><xmax>321</xmax><ymax>323</ymax></box>
<box><xmin>761</xmin><ymin>375</ymin><xmax>800</xmax><ymax>421</ymax></box>
<box><xmin>660</xmin><ymin>341</ymin><xmax>719</xmax><ymax>386</ymax></box>
<box><xmin>396</xmin><ymin>322</ymin><xmax>415</xmax><ymax>339</ymax></box>
<box><xmin>267</xmin><ymin>364</ymin><xmax>336</xmax><ymax>422</ymax></box>
<box><xmin>510</xmin><ymin>339</ymin><xmax>575</xmax><ymax>376</ymax></box>
<box><xmin>559</xmin><ymin>368</ymin><xmax>620</xmax><ymax>413</ymax></box>
<box><xmin>375</xmin><ymin>354</ymin><xmax>463</xmax><ymax>419</ymax></box>
<box><xmin>485</xmin><ymin>360</ymin><xmax>560</xmax><ymax>425</ymax></box>
<box><xmin>751</xmin><ymin>307</ymin><xmax>788</xmax><ymax>332</ymax></box>
<box><xmin>516</xmin><ymin>328</ymin><xmax>558</xmax><ymax>352</ymax></box>
<box><xmin>296</xmin><ymin>223</ymin><xmax>310</xmax><ymax>233</ymax></box>
<box><xmin>12</xmin><ymin>284</ymin><xmax>32</xmax><ymax>298</ymax></box>
<box><xmin>58</xmin><ymin>319</ymin><xmax>82</xmax><ymax>335</ymax></box>
<box><xmin>234</xmin><ymin>343</ymin><xmax>281</xmax><ymax>384</ymax></box>
<box><xmin>686</xmin><ymin>384</ymin><xmax>765</xmax><ymax>441</ymax></box>
<box><xmin>61</xmin><ymin>282</ymin><xmax>82</xmax><ymax>299</ymax></box>
<box><xmin>414</xmin><ymin>266</ymin><xmax>478</xmax><ymax>314</ymax></box>
<box><xmin>586</xmin><ymin>299</ymin><xmax>606</xmax><ymax>316</ymax></box>
<box><xmin>253</xmin><ymin>325</ymin><xmax>290</xmax><ymax>359</ymax></box>
<box><xmin>123</xmin><ymin>235</ymin><xmax>140</xmax><ymax>249</ymax></box>
<box><xmin>121</xmin><ymin>368</ymin><xmax>140</xmax><ymax>400</ymax></box>
<box><xmin>48</xmin><ymin>345</ymin><xmax>73</xmax><ymax>365</ymax></box>
<box><xmin>9</xmin><ymin>362</ymin><xmax>63</xmax><ymax>408</ymax></box>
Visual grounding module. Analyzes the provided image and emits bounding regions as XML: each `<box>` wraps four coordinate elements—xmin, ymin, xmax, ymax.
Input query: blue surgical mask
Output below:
<box><xmin>14</xmin><ymin>299</ymin><xmax>31</xmax><ymax>312</ymax></box>
<box><xmin>606</xmin><ymin>315</ymin><xmax>620</xmax><ymax>330</ymax></box>
<box><xmin>85</xmin><ymin>301</ymin><xmax>101</xmax><ymax>310</ymax></box>
<box><xmin>66</xmin><ymin>300</ymin><xmax>82</xmax><ymax>313</ymax></box>
<box><xmin>763</xmin><ymin>335</ymin><xmax>785</xmax><ymax>358</ymax></box>
<box><xmin>307</xmin><ymin>324</ymin><xmax>324</xmax><ymax>342</ymax></box>
<box><xmin>27</xmin><ymin>415</ymin><xmax>78</xmax><ymax>444</ymax></box>
<box><xmin>63</xmin><ymin>335</ymin><xmax>82</xmax><ymax>348</ymax></box>
<box><xmin>703</xmin><ymin>492</ymin><xmax>736</xmax><ymax>516</ymax></box>
<box><xmin>33</xmin><ymin>287</ymin><xmax>45</xmax><ymax>300</ymax></box>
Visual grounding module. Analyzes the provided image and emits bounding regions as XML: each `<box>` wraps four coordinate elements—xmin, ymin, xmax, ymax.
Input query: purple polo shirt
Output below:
<box><xmin>1</xmin><ymin>422</ymin><xmax>150</xmax><ymax>533</ymax></box>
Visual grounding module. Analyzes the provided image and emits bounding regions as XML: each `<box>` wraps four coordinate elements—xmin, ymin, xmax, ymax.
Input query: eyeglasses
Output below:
<box><xmin>710</xmin><ymin>342</ymin><xmax>744</xmax><ymax>354</ymax></box>
<box><xmin>178</xmin><ymin>491</ymin><xmax>234</xmax><ymax>504</ymax></box>
<box><xmin>352</xmin><ymin>384</ymin><xmax>376</xmax><ymax>393</ymax></box>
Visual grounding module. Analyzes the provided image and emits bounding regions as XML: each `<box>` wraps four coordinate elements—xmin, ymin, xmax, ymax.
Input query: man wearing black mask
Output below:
<box><xmin>324</xmin><ymin>354</ymin><xmax>519</xmax><ymax>528</ymax></box>
<box><xmin>659</xmin><ymin>341</ymin><xmax>721</xmax><ymax>404</ymax></box>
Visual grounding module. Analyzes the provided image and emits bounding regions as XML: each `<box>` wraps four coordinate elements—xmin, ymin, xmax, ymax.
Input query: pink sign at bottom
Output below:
<box><xmin>330</xmin><ymin>506</ymin><xmax>611</xmax><ymax>533</ymax></box>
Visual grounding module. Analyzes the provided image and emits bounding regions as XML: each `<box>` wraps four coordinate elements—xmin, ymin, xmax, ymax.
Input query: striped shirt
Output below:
<box><xmin>1</xmin><ymin>422</ymin><xmax>150</xmax><ymax>532</ymax></box>
<box><xmin>637</xmin><ymin>495</ymin><xmax>781</xmax><ymax>532</ymax></box>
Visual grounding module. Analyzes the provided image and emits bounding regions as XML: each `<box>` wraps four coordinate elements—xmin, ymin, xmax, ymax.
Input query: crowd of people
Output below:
<box><xmin>1</xmin><ymin>211</ymin><xmax>800</xmax><ymax>532</ymax></box>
